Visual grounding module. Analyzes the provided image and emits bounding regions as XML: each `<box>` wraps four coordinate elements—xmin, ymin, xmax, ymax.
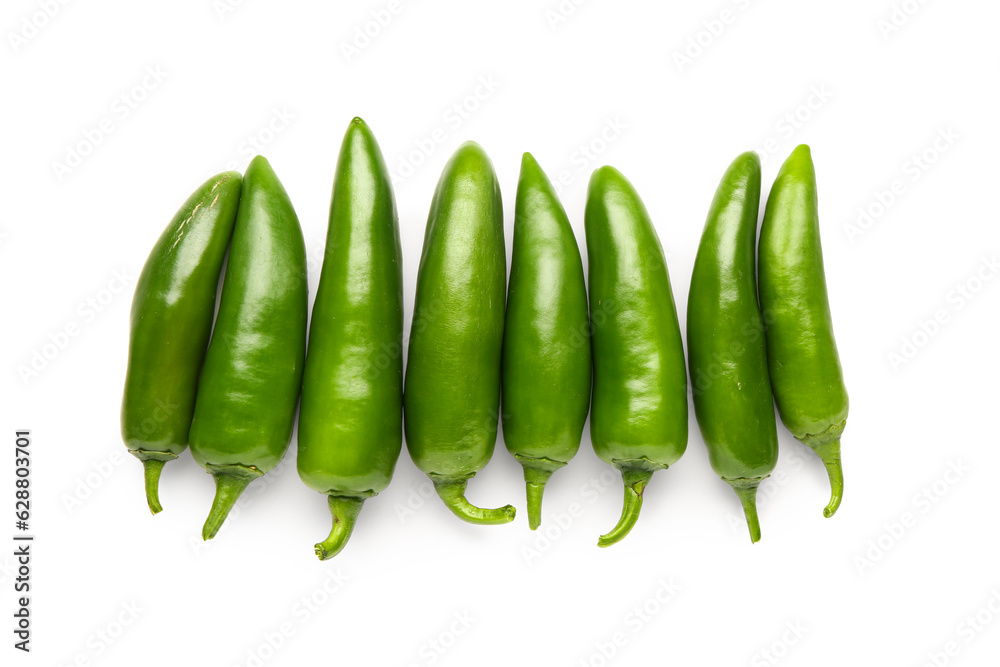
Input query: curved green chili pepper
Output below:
<box><xmin>585</xmin><ymin>166</ymin><xmax>687</xmax><ymax>547</ymax></box>
<box><xmin>189</xmin><ymin>156</ymin><xmax>308</xmax><ymax>540</ymax></box>
<box><xmin>759</xmin><ymin>145</ymin><xmax>849</xmax><ymax>518</ymax></box>
<box><xmin>502</xmin><ymin>153</ymin><xmax>591</xmax><ymax>530</ymax></box>
<box><xmin>297</xmin><ymin>118</ymin><xmax>403</xmax><ymax>559</ymax></box>
<box><xmin>403</xmin><ymin>141</ymin><xmax>516</xmax><ymax>525</ymax></box>
<box><xmin>121</xmin><ymin>171</ymin><xmax>241</xmax><ymax>514</ymax></box>
<box><xmin>688</xmin><ymin>151</ymin><xmax>777</xmax><ymax>543</ymax></box>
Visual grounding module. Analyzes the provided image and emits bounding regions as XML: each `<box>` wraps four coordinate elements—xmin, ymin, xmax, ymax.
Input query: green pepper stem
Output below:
<box><xmin>315</xmin><ymin>496</ymin><xmax>365</xmax><ymax>560</ymax></box>
<box><xmin>142</xmin><ymin>459</ymin><xmax>166</xmax><ymax>515</ymax></box>
<box><xmin>822</xmin><ymin>460</ymin><xmax>844</xmax><ymax>518</ymax></box>
<box><xmin>811</xmin><ymin>439</ymin><xmax>844</xmax><ymax>518</ymax></box>
<box><xmin>726</xmin><ymin>477</ymin><xmax>764</xmax><ymax>543</ymax></box>
<box><xmin>431</xmin><ymin>477</ymin><xmax>516</xmax><ymax>525</ymax></box>
<box><xmin>598</xmin><ymin>468</ymin><xmax>654</xmax><ymax>548</ymax></box>
<box><xmin>202</xmin><ymin>467</ymin><xmax>260</xmax><ymax>540</ymax></box>
<box><xmin>523</xmin><ymin>467</ymin><xmax>553</xmax><ymax>531</ymax></box>
<box><xmin>801</xmin><ymin>423</ymin><xmax>846</xmax><ymax>518</ymax></box>
<box><xmin>514</xmin><ymin>455</ymin><xmax>567</xmax><ymax>530</ymax></box>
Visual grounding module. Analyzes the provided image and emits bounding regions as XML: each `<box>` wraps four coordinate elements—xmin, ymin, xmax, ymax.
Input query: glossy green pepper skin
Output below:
<box><xmin>403</xmin><ymin>142</ymin><xmax>515</xmax><ymax>525</ymax></box>
<box><xmin>297</xmin><ymin>118</ymin><xmax>403</xmax><ymax>559</ymax></box>
<box><xmin>585</xmin><ymin>166</ymin><xmax>687</xmax><ymax>547</ymax></box>
<box><xmin>501</xmin><ymin>153</ymin><xmax>591</xmax><ymax>530</ymax></box>
<box><xmin>759</xmin><ymin>145</ymin><xmax>849</xmax><ymax>518</ymax></box>
<box><xmin>687</xmin><ymin>152</ymin><xmax>777</xmax><ymax>543</ymax></box>
<box><xmin>189</xmin><ymin>156</ymin><xmax>308</xmax><ymax>540</ymax></box>
<box><xmin>121</xmin><ymin>172</ymin><xmax>241</xmax><ymax>514</ymax></box>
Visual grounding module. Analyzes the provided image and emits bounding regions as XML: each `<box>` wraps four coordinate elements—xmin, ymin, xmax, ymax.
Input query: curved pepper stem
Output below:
<box><xmin>801</xmin><ymin>422</ymin><xmax>845</xmax><ymax>518</ymax></box>
<box><xmin>808</xmin><ymin>438</ymin><xmax>843</xmax><ymax>518</ymax></box>
<box><xmin>202</xmin><ymin>466</ymin><xmax>262</xmax><ymax>540</ymax></box>
<box><xmin>142</xmin><ymin>459</ymin><xmax>166</xmax><ymax>515</ymax></box>
<box><xmin>598</xmin><ymin>467</ymin><xmax>655</xmax><ymax>548</ymax></box>
<box><xmin>726</xmin><ymin>477</ymin><xmax>764</xmax><ymax>543</ymax></box>
<box><xmin>130</xmin><ymin>449</ymin><xmax>177</xmax><ymax>515</ymax></box>
<box><xmin>822</xmin><ymin>457</ymin><xmax>844</xmax><ymax>518</ymax></box>
<box><xmin>431</xmin><ymin>477</ymin><xmax>516</xmax><ymax>525</ymax></box>
<box><xmin>315</xmin><ymin>496</ymin><xmax>365</xmax><ymax>560</ymax></box>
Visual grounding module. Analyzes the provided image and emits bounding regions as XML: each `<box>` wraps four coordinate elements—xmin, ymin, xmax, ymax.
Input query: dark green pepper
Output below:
<box><xmin>502</xmin><ymin>153</ymin><xmax>591</xmax><ymax>530</ymax></box>
<box><xmin>121</xmin><ymin>171</ymin><xmax>241</xmax><ymax>514</ymax></box>
<box><xmin>189</xmin><ymin>156</ymin><xmax>308</xmax><ymax>540</ymax></box>
<box><xmin>759</xmin><ymin>145</ymin><xmax>849</xmax><ymax>517</ymax></box>
<box><xmin>585</xmin><ymin>166</ymin><xmax>687</xmax><ymax>547</ymax></box>
<box><xmin>688</xmin><ymin>152</ymin><xmax>777</xmax><ymax>543</ymax></box>
<box><xmin>403</xmin><ymin>141</ymin><xmax>516</xmax><ymax>525</ymax></box>
<box><xmin>297</xmin><ymin>118</ymin><xmax>404</xmax><ymax>559</ymax></box>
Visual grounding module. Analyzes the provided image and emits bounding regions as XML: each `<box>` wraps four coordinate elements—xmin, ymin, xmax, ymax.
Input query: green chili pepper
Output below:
<box><xmin>189</xmin><ymin>156</ymin><xmax>308</xmax><ymax>540</ymax></box>
<box><xmin>585</xmin><ymin>166</ymin><xmax>687</xmax><ymax>547</ymax></box>
<box><xmin>687</xmin><ymin>152</ymin><xmax>777</xmax><ymax>544</ymax></box>
<box><xmin>121</xmin><ymin>171</ymin><xmax>241</xmax><ymax>515</ymax></box>
<box><xmin>501</xmin><ymin>153</ymin><xmax>591</xmax><ymax>530</ymax></box>
<box><xmin>403</xmin><ymin>141</ymin><xmax>516</xmax><ymax>525</ymax></box>
<box><xmin>759</xmin><ymin>145</ymin><xmax>849</xmax><ymax>518</ymax></box>
<box><xmin>297</xmin><ymin>118</ymin><xmax>403</xmax><ymax>559</ymax></box>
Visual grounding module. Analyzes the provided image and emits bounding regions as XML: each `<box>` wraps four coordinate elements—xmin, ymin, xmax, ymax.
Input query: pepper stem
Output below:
<box><xmin>129</xmin><ymin>449</ymin><xmax>177</xmax><ymax>515</ymax></box>
<box><xmin>726</xmin><ymin>477</ymin><xmax>764</xmax><ymax>543</ymax></box>
<box><xmin>431</xmin><ymin>476</ymin><xmax>516</xmax><ymax>525</ymax></box>
<box><xmin>315</xmin><ymin>496</ymin><xmax>365</xmax><ymax>560</ymax></box>
<box><xmin>142</xmin><ymin>459</ymin><xmax>166</xmax><ymax>515</ymax></box>
<box><xmin>202</xmin><ymin>466</ymin><xmax>262</xmax><ymax>540</ymax></box>
<box><xmin>514</xmin><ymin>455</ymin><xmax>567</xmax><ymax>530</ymax></box>
<box><xmin>524</xmin><ymin>472</ymin><xmax>549</xmax><ymax>531</ymax></box>
<box><xmin>810</xmin><ymin>439</ymin><xmax>844</xmax><ymax>518</ymax></box>
<box><xmin>822</xmin><ymin>457</ymin><xmax>844</xmax><ymax>518</ymax></box>
<box><xmin>598</xmin><ymin>467</ymin><xmax>655</xmax><ymax>548</ymax></box>
<box><xmin>801</xmin><ymin>422</ymin><xmax>846</xmax><ymax>518</ymax></box>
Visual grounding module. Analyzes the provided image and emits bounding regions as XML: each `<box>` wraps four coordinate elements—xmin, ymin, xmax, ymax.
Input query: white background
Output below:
<box><xmin>2</xmin><ymin>1</ymin><xmax>999</xmax><ymax>665</ymax></box>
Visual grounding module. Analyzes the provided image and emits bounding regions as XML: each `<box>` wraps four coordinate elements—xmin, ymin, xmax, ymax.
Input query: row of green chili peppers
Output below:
<box><xmin>121</xmin><ymin>117</ymin><xmax>848</xmax><ymax>558</ymax></box>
